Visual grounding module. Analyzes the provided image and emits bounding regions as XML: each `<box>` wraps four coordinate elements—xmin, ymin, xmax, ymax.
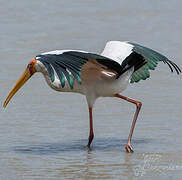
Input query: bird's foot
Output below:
<box><xmin>87</xmin><ymin>144</ymin><xmax>91</xmax><ymax>149</ymax></box>
<box><xmin>125</xmin><ymin>143</ymin><xmax>134</xmax><ymax>153</ymax></box>
<box><xmin>87</xmin><ymin>134</ymin><xmax>94</xmax><ymax>149</ymax></box>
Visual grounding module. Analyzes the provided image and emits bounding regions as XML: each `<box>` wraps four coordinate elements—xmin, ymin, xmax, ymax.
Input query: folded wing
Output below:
<box><xmin>36</xmin><ymin>50</ymin><xmax>123</xmax><ymax>89</ymax></box>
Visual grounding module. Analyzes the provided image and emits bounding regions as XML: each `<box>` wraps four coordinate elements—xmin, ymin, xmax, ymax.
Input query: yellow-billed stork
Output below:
<box><xmin>3</xmin><ymin>41</ymin><xmax>181</xmax><ymax>152</ymax></box>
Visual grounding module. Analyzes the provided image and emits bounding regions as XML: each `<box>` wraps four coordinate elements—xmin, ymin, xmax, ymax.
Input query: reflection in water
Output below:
<box><xmin>10</xmin><ymin>138</ymin><xmax>153</xmax><ymax>179</ymax></box>
<box><xmin>124</xmin><ymin>153</ymin><xmax>135</xmax><ymax>180</ymax></box>
<box><xmin>7</xmin><ymin>137</ymin><xmax>181</xmax><ymax>178</ymax></box>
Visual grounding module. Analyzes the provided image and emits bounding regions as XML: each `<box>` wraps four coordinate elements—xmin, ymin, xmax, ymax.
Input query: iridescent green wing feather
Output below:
<box><xmin>36</xmin><ymin>51</ymin><xmax>122</xmax><ymax>89</ymax></box>
<box><xmin>128</xmin><ymin>42</ymin><xmax>181</xmax><ymax>83</ymax></box>
<box><xmin>37</xmin><ymin>53</ymin><xmax>87</xmax><ymax>89</ymax></box>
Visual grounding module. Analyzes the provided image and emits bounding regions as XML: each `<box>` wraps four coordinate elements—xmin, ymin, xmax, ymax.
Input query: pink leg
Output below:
<box><xmin>87</xmin><ymin>107</ymin><xmax>94</xmax><ymax>148</ymax></box>
<box><xmin>115</xmin><ymin>93</ymin><xmax>142</xmax><ymax>153</ymax></box>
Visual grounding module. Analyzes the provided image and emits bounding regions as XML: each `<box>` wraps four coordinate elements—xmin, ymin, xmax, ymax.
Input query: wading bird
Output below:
<box><xmin>3</xmin><ymin>41</ymin><xmax>181</xmax><ymax>152</ymax></box>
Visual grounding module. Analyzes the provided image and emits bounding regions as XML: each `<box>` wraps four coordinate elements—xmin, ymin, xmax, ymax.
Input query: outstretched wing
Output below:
<box><xmin>128</xmin><ymin>42</ymin><xmax>181</xmax><ymax>83</ymax></box>
<box><xmin>35</xmin><ymin>50</ymin><xmax>123</xmax><ymax>89</ymax></box>
<box><xmin>101</xmin><ymin>41</ymin><xmax>181</xmax><ymax>83</ymax></box>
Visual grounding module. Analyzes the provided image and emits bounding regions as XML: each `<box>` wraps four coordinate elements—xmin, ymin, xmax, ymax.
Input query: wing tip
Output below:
<box><xmin>162</xmin><ymin>59</ymin><xmax>181</xmax><ymax>75</ymax></box>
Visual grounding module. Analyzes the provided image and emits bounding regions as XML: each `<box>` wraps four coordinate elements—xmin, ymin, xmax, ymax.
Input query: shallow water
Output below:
<box><xmin>0</xmin><ymin>0</ymin><xmax>182</xmax><ymax>179</ymax></box>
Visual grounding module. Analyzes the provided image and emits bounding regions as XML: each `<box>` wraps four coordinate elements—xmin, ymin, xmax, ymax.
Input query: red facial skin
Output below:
<box><xmin>28</xmin><ymin>59</ymin><xmax>37</xmax><ymax>75</ymax></box>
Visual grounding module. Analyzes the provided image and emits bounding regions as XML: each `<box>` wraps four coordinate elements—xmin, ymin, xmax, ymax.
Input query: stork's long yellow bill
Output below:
<box><xmin>3</xmin><ymin>67</ymin><xmax>32</xmax><ymax>108</ymax></box>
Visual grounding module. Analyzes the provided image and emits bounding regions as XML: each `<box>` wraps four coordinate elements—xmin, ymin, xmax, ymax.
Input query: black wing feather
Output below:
<box><xmin>126</xmin><ymin>42</ymin><xmax>181</xmax><ymax>83</ymax></box>
<box><xmin>36</xmin><ymin>51</ymin><xmax>123</xmax><ymax>88</ymax></box>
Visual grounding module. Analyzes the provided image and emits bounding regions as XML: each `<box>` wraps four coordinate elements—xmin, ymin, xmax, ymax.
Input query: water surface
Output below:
<box><xmin>0</xmin><ymin>0</ymin><xmax>182</xmax><ymax>179</ymax></box>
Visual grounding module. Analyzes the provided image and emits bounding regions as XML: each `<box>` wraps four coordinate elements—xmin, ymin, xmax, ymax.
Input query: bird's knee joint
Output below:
<box><xmin>136</xmin><ymin>102</ymin><xmax>142</xmax><ymax>108</ymax></box>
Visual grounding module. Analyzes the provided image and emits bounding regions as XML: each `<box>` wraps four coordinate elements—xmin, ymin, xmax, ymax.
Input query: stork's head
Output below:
<box><xmin>3</xmin><ymin>59</ymin><xmax>37</xmax><ymax>108</ymax></box>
